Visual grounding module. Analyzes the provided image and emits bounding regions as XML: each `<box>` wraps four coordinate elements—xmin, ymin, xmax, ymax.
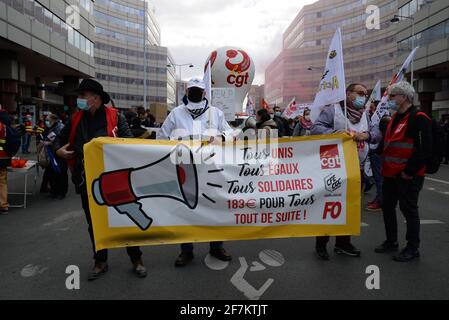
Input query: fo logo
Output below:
<box><xmin>320</xmin><ymin>144</ymin><xmax>341</xmax><ymax>169</ymax></box>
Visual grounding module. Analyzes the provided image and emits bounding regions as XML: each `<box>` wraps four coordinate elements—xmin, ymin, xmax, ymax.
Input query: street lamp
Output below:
<box><xmin>166</xmin><ymin>63</ymin><xmax>194</xmax><ymax>81</ymax></box>
<box><xmin>391</xmin><ymin>14</ymin><xmax>415</xmax><ymax>85</ymax></box>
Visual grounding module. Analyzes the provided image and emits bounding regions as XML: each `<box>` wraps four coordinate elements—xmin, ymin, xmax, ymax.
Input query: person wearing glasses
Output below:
<box><xmin>311</xmin><ymin>83</ymin><xmax>382</xmax><ymax>260</ymax></box>
<box><xmin>375</xmin><ymin>81</ymin><xmax>432</xmax><ymax>262</ymax></box>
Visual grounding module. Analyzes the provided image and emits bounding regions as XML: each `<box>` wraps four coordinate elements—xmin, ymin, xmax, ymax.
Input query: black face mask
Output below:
<box><xmin>187</xmin><ymin>88</ymin><xmax>204</xmax><ymax>103</ymax></box>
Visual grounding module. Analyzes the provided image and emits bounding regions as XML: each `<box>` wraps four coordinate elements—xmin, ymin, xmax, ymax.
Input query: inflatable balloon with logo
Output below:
<box><xmin>205</xmin><ymin>47</ymin><xmax>255</xmax><ymax>114</ymax></box>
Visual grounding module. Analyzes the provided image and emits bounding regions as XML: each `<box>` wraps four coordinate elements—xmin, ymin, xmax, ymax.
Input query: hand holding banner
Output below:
<box><xmin>84</xmin><ymin>134</ymin><xmax>361</xmax><ymax>251</ymax></box>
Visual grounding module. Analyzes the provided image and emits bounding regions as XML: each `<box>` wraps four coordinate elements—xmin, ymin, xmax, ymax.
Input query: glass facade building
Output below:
<box><xmin>265</xmin><ymin>0</ymin><xmax>398</xmax><ymax>108</ymax></box>
<box><xmin>94</xmin><ymin>0</ymin><xmax>176</xmax><ymax>109</ymax></box>
<box><xmin>0</xmin><ymin>0</ymin><xmax>96</xmax><ymax>111</ymax></box>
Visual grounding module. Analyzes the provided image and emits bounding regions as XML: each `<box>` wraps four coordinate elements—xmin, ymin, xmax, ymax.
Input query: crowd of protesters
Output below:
<box><xmin>0</xmin><ymin>77</ymin><xmax>447</xmax><ymax>281</ymax></box>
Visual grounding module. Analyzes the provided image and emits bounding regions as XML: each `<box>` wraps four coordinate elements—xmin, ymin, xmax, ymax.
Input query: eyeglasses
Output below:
<box><xmin>352</xmin><ymin>91</ymin><xmax>368</xmax><ymax>98</ymax></box>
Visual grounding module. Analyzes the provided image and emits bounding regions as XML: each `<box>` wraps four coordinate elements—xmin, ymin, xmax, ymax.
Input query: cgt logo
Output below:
<box><xmin>320</xmin><ymin>144</ymin><xmax>341</xmax><ymax>169</ymax></box>
<box><xmin>226</xmin><ymin>49</ymin><xmax>251</xmax><ymax>88</ymax></box>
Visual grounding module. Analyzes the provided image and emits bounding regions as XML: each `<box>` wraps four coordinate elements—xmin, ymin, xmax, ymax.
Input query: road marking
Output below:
<box><xmin>249</xmin><ymin>261</ymin><xmax>266</xmax><ymax>272</ymax></box>
<box><xmin>20</xmin><ymin>264</ymin><xmax>48</xmax><ymax>277</ymax></box>
<box><xmin>42</xmin><ymin>210</ymin><xmax>83</xmax><ymax>227</ymax></box>
<box><xmin>426</xmin><ymin>177</ymin><xmax>449</xmax><ymax>185</ymax></box>
<box><xmin>361</xmin><ymin>222</ymin><xmax>369</xmax><ymax>227</ymax></box>
<box><xmin>259</xmin><ymin>250</ymin><xmax>285</xmax><ymax>267</ymax></box>
<box><xmin>204</xmin><ymin>254</ymin><xmax>230</xmax><ymax>271</ymax></box>
<box><xmin>420</xmin><ymin>220</ymin><xmax>445</xmax><ymax>225</ymax></box>
<box><xmin>426</xmin><ymin>187</ymin><xmax>436</xmax><ymax>191</ymax></box>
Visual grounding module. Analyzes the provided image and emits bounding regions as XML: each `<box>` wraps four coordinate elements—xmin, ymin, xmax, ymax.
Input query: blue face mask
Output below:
<box><xmin>45</xmin><ymin>120</ymin><xmax>51</xmax><ymax>127</ymax></box>
<box><xmin>353</xmin><ymin>96</ymin><xmax>366</xmax><ymax>109</ymax></box>
<box><xmin>77</xmin><ymin>98</ymin><xmax>90</xmax><ymax>110</ymax></box>
<box><xmin>388</xmin><ymin>100</ymin><xmax>398</xmax><ymax>111</ymax></box>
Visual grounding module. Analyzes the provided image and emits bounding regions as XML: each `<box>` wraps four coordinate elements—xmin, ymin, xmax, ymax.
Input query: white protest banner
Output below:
<box><xmin>283</xmin><ymin>100</ymin><xmax>311</xmax><ymax>119</ymax></box>
<box><xmin>310</xmin><ymin>28</ymin><xmax>346</xmax><ymax>122</ymax></box>
<box><xmin>84</xmin><ymin>134</ymin><xmax>361</xmax><ymax>250</ymax></box>
<box><xmin>212</xmin><ymin>87</ymin><xmax>236</xmax><ymax>121</ymax></box>
<box><xmin>371</xmin><ymin>47</ymin><xmax>419</xmax><ymax>127</ymax></box>
<box><xmin>283</xmin><ymin>98</ymin><xmax>297</xmax><ymax>119</ymax></box>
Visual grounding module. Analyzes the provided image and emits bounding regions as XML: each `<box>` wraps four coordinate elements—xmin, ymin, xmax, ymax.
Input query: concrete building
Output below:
<box><xmin>248</xmin><ymin>85</ymin><xmax>264</xmax><ymax>110</ymax></box>
<box><xmin>396</xmin><ymin>0</ymin><xmax>449</xmax><ymax>118</ymax></box>
<box><xmin>94</xmin><ymin>0</ymin><xmax>176</xmax><ymax>110</ymax></box>
<box><xmin>0</xmin><ymin>0</ymin><xmax>95</xmax><ymax>114</ymax></box>
<box><xmin>265</xmin><ymin>0</ymin><xmax>398</xmax><ymax>109</ymax></box>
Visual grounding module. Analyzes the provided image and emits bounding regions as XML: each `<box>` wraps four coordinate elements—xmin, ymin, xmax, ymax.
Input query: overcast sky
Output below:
<box><xmin>150</xmin><ymin>0</ymin><xmax>316</xmax><ymax>85</ymax></box>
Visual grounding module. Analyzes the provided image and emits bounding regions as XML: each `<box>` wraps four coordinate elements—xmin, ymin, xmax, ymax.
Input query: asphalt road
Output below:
<box><xmin>1</xmin><ymin>161</ymin><xmax>449</xmax><ymax>300</ymax></box>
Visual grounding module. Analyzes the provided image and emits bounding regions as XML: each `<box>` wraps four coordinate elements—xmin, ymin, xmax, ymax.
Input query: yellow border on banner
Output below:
<box><xmin>84</xmin><ymin>133</ymin><xmax>361</xmax><ymax>251</ymax></box>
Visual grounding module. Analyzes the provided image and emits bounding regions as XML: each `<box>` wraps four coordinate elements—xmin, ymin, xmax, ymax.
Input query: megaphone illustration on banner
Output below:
<box><xmin>92</xmin><ymin>144</ymin><xmax>198</xmax><ymax>231</ymax></box>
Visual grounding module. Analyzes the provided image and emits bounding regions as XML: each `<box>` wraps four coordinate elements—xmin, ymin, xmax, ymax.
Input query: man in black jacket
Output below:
<box><xmin>375</xmin><ymin>81</ymin><xmax>432</xmax><ymax>262</ymax></box>
<box><xmin>55</xmin><ymin>79</ymin><xmax>147</xmax><ymax>280</ymax></box>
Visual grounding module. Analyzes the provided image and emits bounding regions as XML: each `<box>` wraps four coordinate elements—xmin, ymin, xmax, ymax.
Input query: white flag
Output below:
<box><xmin>365</xmin><ymin>80</ymin><xmax>382</xmax><ymax>109</ymax></box>
<box><xmin>371</xmin><ymin>47</ymin><xmax>419</xmax><ymax>127</ymax></box>
<box><xmin>246</xmin><ymin>96</ymin><xmax>255</xmax><ymax>116</ymax></box>
<box><xmin>310</xmin><ymin>28</ymin><xmax>346</xmax><ymax>122</ymax></box>
<box><xmin>203</xmin><ymin>61</ymin><xmax>212</xmax><ymax>102</ymax></box>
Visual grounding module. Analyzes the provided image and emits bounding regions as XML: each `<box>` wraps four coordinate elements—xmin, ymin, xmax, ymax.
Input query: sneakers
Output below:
<box><xmin>315</xmin><ymin>246</ymin><xmax>330</xmax><ymax>260</ymax></box>
<box><xmin>88</xmin><ymin>261</ymin><xmax>108</xmax><ymax>281</ymax></box>
<box><xmin>374</xmin><ymin>241</ymin><xmax>399</xmax><ymax>253</ymax></box>
<box><xmin>0</xmin><ymin>208</ymin><xmax>8</xmax><ymax>215</ymax></box>
<box><xmin>334</xmin><ymin>243</ymin><xmax>361</xmax><ymax>257</ymax></box>
<box><xmin>209</xmin><ymin>248</ymin><xmax>232</xmax><ymax>262</ymax></box>
<box><xmin>393</xmin><ymin>247</ymin><xmax>420</xmax><ymax>262</ymax></box>
<box><xmin>132</xmin><ymin>259</ymin><xmax>147</xmax><ymax>278</ymax></box>
<box><xmin>366</xmin><ymin>201</ymin><xmax>382</xmax><ymax>212</ymax></box>
<box><xmin>175</xmin><ymin>251</ymin><xmax>194</xmax><ymax>267</ymax></box>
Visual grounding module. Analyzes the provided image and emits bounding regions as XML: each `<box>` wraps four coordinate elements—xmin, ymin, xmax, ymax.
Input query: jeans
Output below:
<box><xmin>21</xmin><ymin>134</ymin><xmax>31</xmax><ymax>153</ymax></box>
<box><xmin>370</xmin><ymin>153</ymin><xmax>384</xmax><ymax>205</ymax></box>
<box><xmin>80</xmin><ymin>185</ymin><xmax>142</xmax><ymax>263</ymax></box>
<box><xmin>382</xmin><ymin>175</ymin><xmax>424</xmax><ymax>249</ymax></box>
<box><xmin>181</xmin><ymin>242</ymin><xmax>224</xmax><ymax>252</ymax></box>
<box><xmin>48</xmin><ymin>157</ymin><xmax>68</xmax><ymax>196</ymax></box>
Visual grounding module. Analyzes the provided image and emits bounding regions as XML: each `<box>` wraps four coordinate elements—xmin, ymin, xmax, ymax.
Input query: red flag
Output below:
<box><xmin>262</xmin><ymin>99</ymin><xmax>269</xmax><ymax>110</ymax></box>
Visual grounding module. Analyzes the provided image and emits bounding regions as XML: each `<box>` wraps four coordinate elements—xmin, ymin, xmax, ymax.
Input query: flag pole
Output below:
<box><xmin>344</xmin><ymin>98</ymin><xmax>348</xmax><ymax>131</ymax></box>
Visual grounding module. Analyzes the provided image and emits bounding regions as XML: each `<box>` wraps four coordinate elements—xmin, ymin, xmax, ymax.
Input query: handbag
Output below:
<box><xmin>37</xmin><ymin>143</ymin><xmax>50</xmax><ymax>168</ymax></box>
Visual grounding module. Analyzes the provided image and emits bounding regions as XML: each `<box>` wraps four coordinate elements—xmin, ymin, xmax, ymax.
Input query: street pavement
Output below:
<box><xmin>1</xmin><ymin>150</ymin><xmax>449</xmax><ymax>300</ymax></box>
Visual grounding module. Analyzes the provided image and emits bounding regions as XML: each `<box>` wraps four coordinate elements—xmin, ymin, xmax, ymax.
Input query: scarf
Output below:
<box><xmin>343</xmin><ymin>102</ymin><xmax>364</xmax><ymax>124</ymax></box>
<box><xmin>299</xmin><ymin>116</ymin><xmax>313</xmax><ymax>130</ymax></box>
<box><xmin>185</xmin><ymin>99</ymin><xmax>209</xmax><ymax>119</ymax></box>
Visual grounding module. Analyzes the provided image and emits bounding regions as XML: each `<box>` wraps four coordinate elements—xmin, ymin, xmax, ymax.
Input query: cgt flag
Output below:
<box><xmin>282</xmin><ymin>97</ymin><xmax>297</xmax><ymax>119</ymax></box>
<box><xmin>371</xmin><ymin>47</ymin><xmax>419</xmax><ymax>127</ymax></box>
<box><xmin>310</xmin><ymin>28</ymin><xmax>346</xmax><ymax>122</ymax></box>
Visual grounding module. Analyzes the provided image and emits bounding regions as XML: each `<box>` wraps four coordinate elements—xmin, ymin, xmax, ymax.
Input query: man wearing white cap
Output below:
<box><xmin>157</xmin><ymin>77</ymin><xmax>233</xmax><ymax>267</ymax></box>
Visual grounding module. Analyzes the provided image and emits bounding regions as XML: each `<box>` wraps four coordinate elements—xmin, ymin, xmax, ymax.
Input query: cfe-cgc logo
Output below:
<box><xmin>226</xmin><ymin>49</ymin><xmax>251</xmax><ymax>88</ymax></box>
<box><xmin>320</xmin><ymin>144</ymin><xmax>341</xmax><ymax>169</ymax></box>
<box><xmin>324</xmin><ymin>173</ymin><xmax>342</xmax><ymax>193</ymax></box>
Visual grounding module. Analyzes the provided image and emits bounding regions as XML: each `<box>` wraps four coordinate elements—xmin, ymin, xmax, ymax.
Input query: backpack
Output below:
<box><xmin>407</xmin><ymin>109</ymin><xmax>444</xmax><ymax>174</ymax></box>
<box><xmin>4</xmin><ymin>125</ymin><xmax>21</xmax><ymax>157</ymax></box>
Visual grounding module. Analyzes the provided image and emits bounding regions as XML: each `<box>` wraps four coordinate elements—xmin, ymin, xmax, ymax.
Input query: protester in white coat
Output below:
<box><xmin>157</xmin><ymin>78</ymin><xmax>233</xmax><ymax>267</ymax></box>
